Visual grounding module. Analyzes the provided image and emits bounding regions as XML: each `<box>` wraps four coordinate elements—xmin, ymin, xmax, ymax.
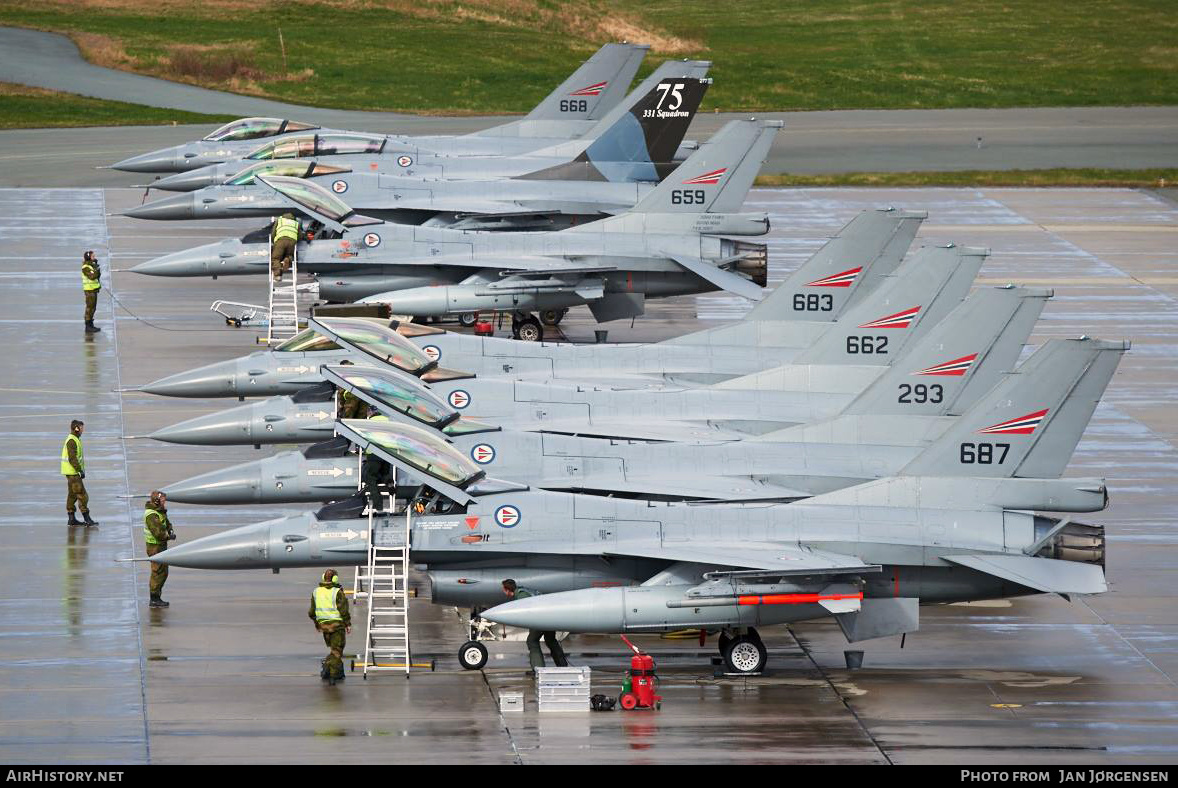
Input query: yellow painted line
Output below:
<box><xmin>991</xmin><ymin>703</ymin><xmax>1023</xmax><ymax>709</ymax></box>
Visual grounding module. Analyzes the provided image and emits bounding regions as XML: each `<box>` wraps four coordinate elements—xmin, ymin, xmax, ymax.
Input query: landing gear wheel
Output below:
<box><xmin>747</xmin><ymin>626</ymin><xmax>763</xmax><ymax>646</ymax></box>
<box><xmin>459</xmin><ymin>640</ymin><xmax>488</xmax><ymax>670</ymax></box>
<box><xmin>540</xmin><ymin>308</ymin><xmax>567</xmax><ymax>326</ymax></box>
<box><xmin>619</xmin><ymin>692</ymin><xmax>639</xmax><ymax>710</ymax></box>
<box><xmin>233</xmin><ymin>318</ymin><xmax>243</xmax><ymax>328</ymax></box>
<box><xmin>723</xmin><ymin>635</ymin><xmax>767</xmax><ymax>674</ymax></box>
<box><xmin>458</xmin><ymin>312</ymin><xmax>479</xmax><ymax>328</ymax></box>
<box><xmin>514</xmin><ymin>317</ymin><xmax>543</xmax><ymax>342</ymax></box>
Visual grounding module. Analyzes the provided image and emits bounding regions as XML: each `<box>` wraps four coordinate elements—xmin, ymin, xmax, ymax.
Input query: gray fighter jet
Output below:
<box><xmin>146</xmin><ymin>240</ymin><xmax>986</xmax><ymax>447</ymax></box>
<box><xmin>148</xmin><ymin>337</ymin><xmax>1124</xmax><ymax>672</ymax></box>
<box><xmin>136</xmin><ymin>207</ymin><xmax>926</xmax><ymax>399</ymax></box>
<box><xmin>162</xmin><ymin>284</ymin><xmax>1049</xmax><ymax>505</ymax></box>
<box><xmin>140</xmin><ymin>59</ymin><xmax>709</xmax><ymax>193</ymax></box>
<box><xmin>134</xmin><ymin>118</ymin><xmax>779</xmax><ymax>339</ymax></box>
<box><xmin>109</xmin><ymin>43</ymin><xmax>649</xmax><ymax>173</ymax></box>
<box><xmin>122</xmin><ymin>70</ymin><xmax>720</xmax><ymax>227</ymax></box>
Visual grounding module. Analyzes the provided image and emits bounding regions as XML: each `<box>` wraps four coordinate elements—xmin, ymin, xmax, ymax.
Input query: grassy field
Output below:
<box><xmin>0</xmin><ymin>82</ymin><xmax>235</xmax><ymax>129</ymax></box>
<box><xmin>754</xmin><ymin>169</ymin><xmax>1178</xmax><ymax>188</ymax></box>
<box><xmin>0</xmin><ymin>0</ymin><xmax>1173</xmax><ymax>114</ymax></box>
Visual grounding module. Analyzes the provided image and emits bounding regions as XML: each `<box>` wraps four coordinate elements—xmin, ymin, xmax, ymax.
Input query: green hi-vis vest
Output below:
<box><xmin>313</xmin><ymin>585</ymin><xmax>343</xmax><ymax>622</ymax></box>
<box><xmin>144</xmin><ymin>509</ymin><xmax>165</xmax><ymax>545</ymax></box>
<box><xmin>274</xmin><ymin>216</ymin><xmax>300</xmax><ymax>242</ymax></box>
<box><xmin>82</xmin><ymin>263</ymin><xmax>101</xmax><ymax>291</ymax></box>
<box><xmin>60</xmin><ymin>434</ymin><xmax>83</xmax><ymax>476</ymax></box>
<box><xmin>363</xmin><ymin>413</ymin><xmax>389</xmax><ymax>455</ymax></box>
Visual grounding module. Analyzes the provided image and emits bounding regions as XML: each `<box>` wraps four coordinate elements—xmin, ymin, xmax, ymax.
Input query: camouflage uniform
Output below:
<box><xmin>63</xmin><ymin>434</ymin><xmax>88</xmax><ymax>516</ymax></box>
<box><xmin>337</xmin><ymin>390</ymin><xmax>366</xmax><ymax>420</ymax></box>
<box><xmin>270</xmin><ymin>216</ymin><xmax>299</xmax><ymax>278</ymax></box>
<box><xmin>309</xmin><ymin>579</ymin><xmax>351</xmax><ymax>679</ymax></box>
<box><xmin>144</xmin><ymin>502</ymin><xmax>176</xmax><ymax>604</ymax></box>
<box><xmin>516</xmin><ymin>588</ymin><xmax>569</xmax><ymax>670</ymax></box>
<box><xmin>82</xmin><ymin>257</ymin><xmax>101</xmax><ymax>331</ymax></box>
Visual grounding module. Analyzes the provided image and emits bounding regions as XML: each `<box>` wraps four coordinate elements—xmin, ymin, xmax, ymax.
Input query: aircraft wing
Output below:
<box><xmin>604</xmin><ymin>542</ymin><xmax>875</xmax><ymax>574</ymax></box>
<box><xmin>943</xmin><ymin>554</ymin><xmax>1107</xmax><ymax>595</ymax></box>
<box><xmin>540</xmin><ymin>474</ymin><xmax>808</xmax><ymax>501</ymax></box>
<box><xmin>517</xmin><ymin>418</ymin><xmax>752</xmax><ymax>441</ymax></box>
<box><xmin>665</xmin><ymin>253</ymin><xmax>765</xmax><ymax>301</ymax></box>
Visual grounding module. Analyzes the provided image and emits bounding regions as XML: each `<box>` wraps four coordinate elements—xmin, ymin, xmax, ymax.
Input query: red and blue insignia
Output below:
<box><xmin>858</xmin><ymin>306</ymin><xmax>920</xmax><ymax>329</ymax></box>
<box><xmin>570</xmin><ymin>81</ymin><xmax>607</xmax><ymax>96</ymax></box>
<box><xmin>976</xmin><ymin>409</ymin><xmax>1049</xmax><ymax>435</ymax></box>
<box><xmin>681</xmin><ymin>168</ymin><xmax>727</xmax><ymax>185</ymax></box>
<box><xmin>914</xmin><ymin>353</ymin><xmax>978</xmax><ymax>377</ymax></box>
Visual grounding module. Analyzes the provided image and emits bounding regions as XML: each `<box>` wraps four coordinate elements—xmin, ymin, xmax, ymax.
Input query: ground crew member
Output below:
<box><xmin>335</xmin><ymin>360</ymin><xmax>366</xmax><ymax>419</ymax></box>
<box><xmin>502</xmin><ymin>579</ymin><xmax>569</xmax><ymax>673</ymax></box>
<box><xmin>144</xmin><ymin>490</ymin><xmax>177</xmax><ymax>608</ymax></box>
<box><xmin>361</xmin><ymin>407</ymin><xmax>394</xmax><ymax>508</ymax></box>
<box><xmin>61</xmin><ymin>419</ymin><xmax>98</xmax><ymax>527</ymax></box>
<box><xmin>270</xmin><ymin>212</ymin><xmax>300</xmax><ymax>281</ymax></box>
<box><xmin>309</xmin><ymin>569</ymin><xmax>351</xmax><ymax>684</ymax></box>
<box><xmin>82</xmin><ymin>250</ymin><xmax>101</xmax><ymax>334</ymax></box>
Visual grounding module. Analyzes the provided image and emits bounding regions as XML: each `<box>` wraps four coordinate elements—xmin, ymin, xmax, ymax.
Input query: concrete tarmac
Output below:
<box><xmin>1</xmin><ymin>186</ymin><xmax>1176</xmax><ymax>763</ymax></box>
<box><xmin>2</xmin><ymin>26</ymin><xmax>1177</xmax><ymax>185</ymax></box>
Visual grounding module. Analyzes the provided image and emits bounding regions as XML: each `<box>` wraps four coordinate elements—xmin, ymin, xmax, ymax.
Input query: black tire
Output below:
<box><xmin>722</xmin><ymin>635</ymin><xmax>767</xmax><ymax>674</ymax></box>
<box><xmin>516</xmin><ymin>317</ymin><xmax>543</xmax><ymax>342</ymax></box>
<box><xmin>458</xmin><ymin>312</ymin><xmax>479</xmax><ymax>328</ymax></box>
<box><xmin>717</xmin><ymin>632</ymin><xmax>731</xmax><ymax>654</ymax></box>
<box><xmin>459</xmin><ymin>640</ymin><xmax>488</xmax><ymax>670</ymax></box>
<box><xmin>540</xmin><ymin>309</ymin><xmax>566</xmax><ymax>326</ymax></box>
<box><xmin>747</xmin><ymin>627</ymin><xmax>763</xmax><ymax>645</ymax></box>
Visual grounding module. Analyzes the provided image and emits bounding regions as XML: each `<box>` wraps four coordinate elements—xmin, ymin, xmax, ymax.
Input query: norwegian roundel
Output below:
<box><xmin>470</xmin><ymin>444</ymin><xmax>495</xmax><ymax>464</ymax></box>
<box><xmin>448</xmin><ymin>389</ymin><xmax>470</xmax><ymax>409</ymax></box>
<box><xmin>494</xmin><ymin>505</ymin><xmax>520</xmax><ymax>528</ymax></box>
<box><xmin>397</xmin><ymin>155</ymin><xmax>413</xmax><ymax>168</ymax></box>
<box><xmin>422</xmin><ymin>345</ymin><xmax>441</xmax><ymax>363</ymax></box>
<box><xmin>331</xmin><ymin>179</ymin><xmax>348</xmax><ymax>194</ymax></box>
<box><xmin>363</xmin><ymin>232</ymin><xmax>381</xmax><ymax>248</ymax></box>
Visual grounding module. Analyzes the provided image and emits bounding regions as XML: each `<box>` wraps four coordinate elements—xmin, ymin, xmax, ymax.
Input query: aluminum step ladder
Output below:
<box><xmin>266</xmin><ymin>235</ymin><xmax>301</xmax><ymax>345</ymax></box>
<box><xmin>359</xmin><ymin>471</ymin><xmax>413</xmax><ymax>677</ymax></box>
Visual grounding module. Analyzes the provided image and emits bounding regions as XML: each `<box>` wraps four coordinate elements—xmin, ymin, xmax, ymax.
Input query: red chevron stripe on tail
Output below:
<box><xmin>806</xmin><ymin>267</ymin><xmax>862</xmax><ymax>288</ymax></box>
<box><xmin>859</xmin><ymin>306</ymin><xmax>920</xmax><ymax>329</ymax></box>
<box><xmin>976</xmin><ymin>408</ymin><xmax>1049</xmax><ymax>435</ymax></box>
<box><xmin>914</xmin><ymin>353</ymin><xmax>978</xmax><ymax>377</ymax></box>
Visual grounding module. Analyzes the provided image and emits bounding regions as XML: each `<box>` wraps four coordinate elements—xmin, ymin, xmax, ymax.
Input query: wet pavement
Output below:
<box><xmin>0</xmin><ymin>186</ymin><xmax>1176</xmax><ymax>763</ymax></box>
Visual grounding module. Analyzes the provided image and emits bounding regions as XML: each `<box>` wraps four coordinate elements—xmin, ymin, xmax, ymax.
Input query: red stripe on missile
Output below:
<box><xmin>737</xmin><ymin>592</ymin><xmax>863</xmax><ymax>606</ymax></box>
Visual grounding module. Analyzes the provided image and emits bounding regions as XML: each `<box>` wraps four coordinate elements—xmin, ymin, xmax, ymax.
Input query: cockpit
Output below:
<box><xmin>202</xmin><ymin>117</ymin><xmax>319</xmax><ymax>142</ymax></box>
<box><xmin>327</xmin><ymin>365</ymin><xmax>456</xmax><ymax>429</ymax></box>
<box><xmin>274</xmin><ymin>327</ymin><xmax>340</xmax><ymax>353</ymax></box>
<box><xmin>224</xmin><ymin>160</ymin><xmax>351</xmax><ymax>187</ymax></box>
<box><xmin>341</xmin><ymin>420</ymin><xmax>483</xmax><ymax>488</ymax></box>
<box><xmin>313</xmin><ymin>317</ymin><xmax>436</xmax><ymax>375</ymax></box>
<box><xmin>255</xmin><ymin>174</ymin><xmax>380</xmax><ymax>227</ymax></box>
<box><xmin>245</xmin><ymin>132</ymin><xmax>386</xmax><ymax>161</ymax></box>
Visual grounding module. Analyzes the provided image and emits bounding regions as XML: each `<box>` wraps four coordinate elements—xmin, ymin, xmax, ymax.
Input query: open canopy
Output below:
<box><xmin>202</xmin><ymin>117</ymin><xmax>318</xmax><ymax>143</ymax></box>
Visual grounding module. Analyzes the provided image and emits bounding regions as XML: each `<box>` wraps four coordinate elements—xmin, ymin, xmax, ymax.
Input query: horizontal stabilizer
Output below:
<box><xmin>836</xmin><ymin>598</ymin><xmax>919</xmax><ymax>642</ymax></box>
<box><xmin>944</xmin><ymin>554</ymin><xmax>1106</xmax><ymax>595</ymax></box>
<box><xmin>669</xmin><ymin>254</ymin><xmax>764</xmax><ymax>300</ymax></box>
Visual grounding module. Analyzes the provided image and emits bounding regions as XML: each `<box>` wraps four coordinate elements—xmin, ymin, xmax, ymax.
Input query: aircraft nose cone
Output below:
<box><xmin>110</xmin><ymin>149</ymin><xmax>179</xmax><ymax>173</ymax></box>
<box><xmin>163</xmin><ymin>460</ymin><xmax>262</xmax><ymax>504</ymax></box>
<box><xmin>152</xmin><ymin>170</ymin><xmax>218</xmax><ymax>192</ymax></box>
<box><xmin>139</xmin><ymin>358</ymin><xmax>238</xmax><ymax>397</ymax></box>
<box><xmin>149</xmin><ymin>402</ymin><xmax>256</xmax><ymax>445</ymax></box>
<box><xmin>129</xmin><ymin>241</ymin><xmax>240</xmax><ymax>277</ymax></box>
<box><xmin>122</xmin><ymin>193</ymin><xmax>196</xmax><ymax>220</ymax></box>
<box><xmin>483</xmin><ymin>587</ymin><xmax>622</xmax><ymax>633</ymax></box>
<box><xmin>151</xmin><ymin>521</ymin><xmax>272</xmax><ymax>569</ymax></box>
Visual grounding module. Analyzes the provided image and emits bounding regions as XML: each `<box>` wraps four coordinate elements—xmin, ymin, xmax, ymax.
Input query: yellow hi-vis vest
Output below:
<box><xmin>313</xmin><ymin>585</ymin><xmax>343</xmax><ymax>622</ymax></box>
<box><xmin>144</xmin><ymin>509</ymin><xmax>164</xmax><ymax>545</ymax></box>
<box><xmin>60</xmin><ymin>434</ymin><xmax>83</xmax><ymax>476</ymax></box>
<box><xmin>363</xmin><ymin>413</ymin><xmax>389</xmax><ymax>455</ymax></box>
<box><xmin>82</xmin><ymin>263</ymin><xmax>101</xmax><ymax>291</ymax></box>
<box><xmin>274</xmin><ymin>216</ymin><xmax>300</xmax><ymax>242</ymax></box>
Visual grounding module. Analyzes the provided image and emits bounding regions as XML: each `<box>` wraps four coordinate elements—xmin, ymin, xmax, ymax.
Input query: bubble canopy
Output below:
<box><xmin>225</xmin><ymin>161</ymin><xmax>350</xmax><ymax>186</ymax></box>
<box><xmin>312</xmin><ymin>317</ymin><xmax>436</xmax><ymax>374</ymax></box>
<box><xmin>325</xmin><ymin>365</ymin><xmax>454</xmax><ymax>429</ymax></box>
<box><xmin>202</xmin><ymin>118</ymin><xmax>318</xmax><ymax>142</ymax></box>
<box><xmin>340</xmin><ymin>419</ymin><xmax>482</xmax><ymax>487</ymax></box>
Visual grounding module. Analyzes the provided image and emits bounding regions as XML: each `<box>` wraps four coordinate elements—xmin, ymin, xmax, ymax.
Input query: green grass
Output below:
<box><xmin>0</xmin><ymin>1</ymin><xmax>1173</xmax><ymax>114</ymax></box>
<box><xmin>0</xmin><ymin>82</ymin><xmax>236</xmax><ymax>129</ymax></box>
<box><xmin>754</xmin><ymin>169</ymin><xmax>1178</xmax><ymax>188</ymax></box>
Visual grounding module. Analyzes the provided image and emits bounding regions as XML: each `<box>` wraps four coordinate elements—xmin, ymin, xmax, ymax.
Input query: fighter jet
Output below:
<box><xmin>146</xmin><ymin>240</ymin><xmax>986</xmax><ymax>447</ymax></box>
<box><xmin>134</xmin><ymin>118</ymin><xmax>779</xmax><ymax>339</ymax></box>
<box><xmin>109</xmin><ymin>43</ymin><xmax>649</xmax><ymax>173</ymax></box>
<box><xmin>139</xmin><ymin>59</ymin><xmax>709</xmax><ymax>193</ymax></box>
<box><xmin>122</xmin><ymin>69</ymin><xmax>721</xmax><ymax>228</ymax></box>
<box><xmin>162</xmin><ymin>285</ymin><xmax>1049</xmax><ymax>505</ymax></box>
<box><xmin>148</xmin><ymin>337</ymin><xmax>1124</xmax><ymax>672</ymax></box>
<box><xmin>135</xmin><ymin>207</ymin><xmax>926</xmax><ymax>399</ymax></box>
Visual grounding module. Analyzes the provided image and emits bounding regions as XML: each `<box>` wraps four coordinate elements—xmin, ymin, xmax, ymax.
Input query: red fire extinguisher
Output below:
<box><xmin>618</xmin><ymin>635</ymin><xmax>662</xmax><ymax>711</ymax></box>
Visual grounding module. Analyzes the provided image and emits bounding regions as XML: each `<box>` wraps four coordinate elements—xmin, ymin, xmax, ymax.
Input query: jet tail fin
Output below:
<box><xmin>792</xmin><ymin>244</ymin><xmax>988</xmax><ymax>366</ymax></box>
<box><xmin>745</xmin><ymin>208</ymin><xmax>926</xmax><ymax>322</ymax></box>
<box><xmin>521</xmin><ymin>43</ymin><xmax>648</xmax><ymax>124</ymax></box>
<box><xmin>842</xmin><ymin>285</ymin><xmax>1051</xmax><ymax>417</ymax></box>
<box><xmin>900</xmin><ymin>337</ymin><xmax>1129</xmax><ymax>479</ymax></box>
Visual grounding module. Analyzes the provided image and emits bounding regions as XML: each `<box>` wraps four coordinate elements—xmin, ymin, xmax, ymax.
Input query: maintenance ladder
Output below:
<box><xmin>266</xmin><ymin>234</ymin><xmax>301</xmax><ymax>345</ymax></box>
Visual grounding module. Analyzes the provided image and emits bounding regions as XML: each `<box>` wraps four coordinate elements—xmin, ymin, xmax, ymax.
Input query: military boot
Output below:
<box><xmin>67</xmin><ymin>512</ymin><xmax>82</xmax><ymax>526</ymax></box>
<box><xmin>149</xmin><ymin>595</ymin><xmax>169</xmax><ymax>608</ymax></box>
<box><xmin>85</xmin><ymin>321</ymin><xmax>101</xmax><ymax>333</ymax></box>
<box><xmin>81</xmin><ymin>511</ymin><xmax>99</xmax><ymax>527</ymax></box>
